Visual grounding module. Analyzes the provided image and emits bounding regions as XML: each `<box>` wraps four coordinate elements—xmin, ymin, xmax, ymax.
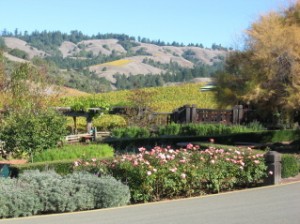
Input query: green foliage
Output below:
<box><xmin>246</xmin><ymin>121</ymin><xmax>266</xmax><ymax>131</ymax></box>
<box><xmin>270</xmin><ymin>130</ymin><xmax>300</xmax><ymax>142</ymax></box>
<box><xmin>9</xmin><ymin>48</ymin><xmax>29</xmax><ymax>59</ymax></box>
<box><xmin>67</xmin><ymin>172</ymin><xmax>130</xmax><ymax>208</ymax></box>
<box><xmin>93</xmin><ymin>114</ymin><xmax>127</xmax><ymax>131</ymax></box>
<box><xmin>0</xmin><ymin>178</ymin><xmax>41</xmax><ymax>218</ymax></box>
<box><xmin>0</xmin><ymin>109</ymin><xmax>67</xmax><ymax>158</ymax></box>
<box><xmin>0</xmin><ymin>37</ymin><xmax>6</xmax><ymax>49</ymax></box>
<box><xmin>114</xmin><ymin>60</ymin><xmax>224</xmax><ymax>90</ymax></box>
<box><xmin>0</xmin><ymin>170</ymin><xmax>130</xmax><ymax>218</ymax></box>
<box><xmin>13</xmin><ymin>160</ymin><xmax>75</xmax><ymax>176</ymax></box>
<box><xmin>68</xmin><ymin>96</ymin><xmax>110</xmax><ymax>112</ymax></box>
<box><xmin>60</xmin><ymin>83</ymin><xmax>218</xmax><ymax>113</ymax></box>
<box><xmin>32</xmin><ymin>144</ymin><xmax>114</xmax><ymax>162</ymax></box>
<box><xmin>158</xmin><ymin>123</ymin><xmax>265</xmax><ymax>137</ymax></box>
<box><xmin>105</xmin><ymin>130</ymin><xmax>300</xmax><ymax>152</ymax></box>
<box><xmin>158</xmin><ymin>123</ymin><xmax>180</xmax><ymax>136</ymax></box>
<box><xmin>281</xmin><ymin>154</ymin><xmax>300</xmax><ymax>178</ymax></box>
<box><xmin>19</xmin><ymin>170</ymin><xmax>81</xmax><ymax>213</ymax></box>
<box><xmin>112</xmin><ymin>126</ymin><xmax>151</xmax><ymax>138</ymax></box>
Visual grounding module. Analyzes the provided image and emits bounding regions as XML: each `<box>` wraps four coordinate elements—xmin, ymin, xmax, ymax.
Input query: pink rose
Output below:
<box><xmin>181</xmin><ymin>173</ymin><xmax>187</xmax><ymax>179</ymax></box>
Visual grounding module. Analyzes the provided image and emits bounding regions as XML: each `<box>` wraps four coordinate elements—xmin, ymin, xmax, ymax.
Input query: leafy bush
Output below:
<box><xmin>0</xmin><ymin>109</ymin><xmax>67</xmax><ymax>158</ymax></box>
<box><xmin>158</xmin><ymin>123</ymin><xmax>180</xmax><ymax>136</ymax></box>
<box><xmin>69</xmin><ymin>97</ymin><xmax>110</xmax><ymax>112</ymax></box>
<box><xmin>281</xmin><ymin>154</ymin><xmax>299</xmax><ymax>178</ymax></box>
<box><xmin>76</xmin><ymin>145</ymin><xmax>267</xmax><ymax>203</ymax></box>
<box><xmin>270</xmin><ymin>130</ymin><xmax>300</xmax><ymax>143</ymax></box>
<box><xmin>93</xmin><ymin>114</ymin><xmax>127</xmax><ymax>131</ymax></box>
<box><xmin>32</xmin><ymin>144</ymin><xmax>114</xmax><ymax>162</ymax></box>
<box><xmin>0</xmin><ymin>170</ymin><xmax>130</xmax><ymax>218</ymax></box>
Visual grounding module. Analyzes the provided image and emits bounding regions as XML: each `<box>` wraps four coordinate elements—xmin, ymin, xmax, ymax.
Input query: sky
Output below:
<box><xmin>0</xmin><ymin>0</ymin><xmax>292</xmax><ymax>48</ymax></box>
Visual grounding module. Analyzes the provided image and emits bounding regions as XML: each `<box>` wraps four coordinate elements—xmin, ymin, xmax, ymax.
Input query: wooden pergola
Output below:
<box><xmin>53</xmin><ymin>107</ymin><xmax>103</xmax><ymax>134</ymax></box>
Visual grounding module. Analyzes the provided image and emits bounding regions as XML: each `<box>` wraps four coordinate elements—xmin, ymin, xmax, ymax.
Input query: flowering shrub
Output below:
<box><xmin>75</xmin><ymin>144</ymin><xmax>267</xmax><ymax>203</ymax></box>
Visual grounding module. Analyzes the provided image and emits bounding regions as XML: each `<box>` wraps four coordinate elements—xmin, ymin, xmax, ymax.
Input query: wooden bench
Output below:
<box><xmin>65</xmin><ymin>134</ymin><xmax>93</xmax><ymax>143</ymax></box>
<box><xmin>65</xmin><ymin>132</ymin><xmax>111</xmax><ymax>144</ymax></box>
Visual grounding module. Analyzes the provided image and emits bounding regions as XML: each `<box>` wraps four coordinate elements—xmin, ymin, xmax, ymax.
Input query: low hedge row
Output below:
<box><xmin>32</xmin><ymin>144</ymin><xmax>114</xmax><ymax>162</ymax></box>
<box><xmin>104</xmin><ymin>130</ymin><xmax>300</xmax><ymax>152</ymax></box>
<box><xmin>281</xmin><ymin>154</ymin><xmax>300</xmax><ymax>178</ymax></box>
<box><xmin>0</xmin><ymin>170</ymin><xmax>130</xmax><ymax>218</ymax></box>
<box><xmin>12</xmin><ymin>160</ymin><xmax>75</xmax><ymax>176</ymax></box>
<box><xmin>112</xmin><ymin>122</ymin><xmax>266</xmax><ymax>139</ymax></box>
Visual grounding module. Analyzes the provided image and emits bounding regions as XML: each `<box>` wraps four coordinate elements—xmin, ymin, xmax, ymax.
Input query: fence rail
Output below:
<box><xmin>65</xmin><ymin>131</ymin><xmax>111</xmax><ymax>143</ymax></box>
<box><xmin>170</xmin><ymin>105</ymin><xmax>245</xmax><ymax>125</ymax></box>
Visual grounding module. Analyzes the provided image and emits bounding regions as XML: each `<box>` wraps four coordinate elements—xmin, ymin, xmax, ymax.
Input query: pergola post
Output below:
<box><xmin>73</xmin><ymin>116</ymin><xmax>77</xmax><ymax>134</ymax></box>
<box><xmin>86</xmin><ymin>114</ymin><xmax>93</xmax><ymax>133</ymax></box>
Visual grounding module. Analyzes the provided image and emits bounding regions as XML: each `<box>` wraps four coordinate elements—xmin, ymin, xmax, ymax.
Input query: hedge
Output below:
<box><xmin>281</xmin><ymin>154</ymin><xmax>300</xmax><ymax>178</ymax></box>
<box><xmin>104</xmin><ymin>130</ymin><xmax>300</xmax><ymax>152</ymax></box>
<box><xmin>11</xmin><ymin>160</ymin><xmax>76</xmax><ymax>176</ymax></box>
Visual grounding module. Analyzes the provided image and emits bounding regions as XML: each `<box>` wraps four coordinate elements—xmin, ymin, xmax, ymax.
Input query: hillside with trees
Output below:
<box><xmin>0</xmin><ymin>30</ymin><xmax>228</xmax><ymax>92</ymax></box>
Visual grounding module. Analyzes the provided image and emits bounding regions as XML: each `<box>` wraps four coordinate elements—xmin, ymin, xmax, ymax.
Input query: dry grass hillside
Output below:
<box><xmin>83</xmin><ymin>40</ymin><xmax>226</xmax><ymax>83</ymax></box>
<box><xmin>3</xmin><ymin>52</ymin><xmax>29</xmax><ymax>63</ymax></box>
<box><xmin>4</xmin><ymin>37</ymin><xmax>47</xmax><ymax>59</ymax></box>
<box><xmin>89</xmin><ymin>57</ymin><xmax>164</xmax><ymax>82</ymax></box>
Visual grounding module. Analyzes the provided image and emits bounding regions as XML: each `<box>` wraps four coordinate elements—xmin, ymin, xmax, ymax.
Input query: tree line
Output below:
<box><xmin>1</xmin><ymin>29</ymin><xmax>229</xmax><ymax>50</ymax></box>
<box><xmin>114</xmin><ymin>61</ymin><xmax>223</xmax><ymax>90</ymax></box>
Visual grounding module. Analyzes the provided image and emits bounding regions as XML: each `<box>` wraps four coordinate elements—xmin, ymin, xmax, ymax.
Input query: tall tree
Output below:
<box><xmin>215</xmin><ymin>1</ymin><xmax>300</xmax><ymax>124</ymax></box>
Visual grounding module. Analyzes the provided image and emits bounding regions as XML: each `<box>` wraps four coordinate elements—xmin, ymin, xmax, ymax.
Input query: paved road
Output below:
<box><xmin>1</xmin><ymin>182</ymin><xmax>300</xmax><ymax>224</ymax></box>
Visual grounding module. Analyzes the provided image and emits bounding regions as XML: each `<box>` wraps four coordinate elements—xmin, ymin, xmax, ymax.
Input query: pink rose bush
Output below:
<box><xmin>74</xmin><ymin>144</ymin><xmax>267</xmax><ymax>203</ymax></box>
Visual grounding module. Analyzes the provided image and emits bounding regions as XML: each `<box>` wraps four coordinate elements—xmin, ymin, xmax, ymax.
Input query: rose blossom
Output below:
<box><xmin>181</xmin><ymin>173</ymin><xmax>187</xmax><ymax>179</ymax></box>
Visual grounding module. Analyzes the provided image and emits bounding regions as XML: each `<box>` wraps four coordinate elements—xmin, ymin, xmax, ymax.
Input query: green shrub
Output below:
<box><xmin>246</xmin><ymin>121</ymin><xmax>266</xmax><ymax>131</ymax></box>
<box><xmin>0</xmin><ymin>109</ymin><xmax>67</xmax><ymax>158</ymax></box>
<box><xmin>0</xmin><ymin>170</ymin><xmax>130</xmax><ymax>218</ymax></box>
<box><xmin>9</xmin><ymin>48</ymin><xmax>29</xmax><ymax>59</ymax></box>
<box><xmin>112</xmin><ymin>126</ymin><xmax>150</xmax><ymax>138</ymax></box>
<box><xmin>93</xmin><ymin>115</ymin><xmax>127</xmax><ymax>131</ymax></box>
<box><xmin>13</xmin><ymin>160</ymin><xmax>75</xmax><ymax>176</ymax></box>
<box><xmin>67</xmin><ymin>172</ymin><xmax>130</xmax><ymax>208</ymax></box>
<box><xmin>158</xmin><ymin>123</ymin><xmax>180</xmax><ymax>136</ymax></box>
<box><xmin>281</xmin><ymin>154</ymin><xmax>299</xmax><ymax>178</ymax></box>
<box><xmin>270</xmin><ymin>130</ymin><xmax>300</xmax><ymax>143</ymax></box>
<box><xmin>19</xmin><ymin>170</ymin><xmax>95</xmax><ymax>213</ymax></box>
<box><xmin>0</xmin><ymin>178</ymin><xmax>41</xmax><ymax>218</ymax></box>
<box><xmin>157</xmin><ymin>123</ymin><xmax>264</xmax><ymax>137</ymax></box>
<box><xmin>32</xmin><ymin>144</ymin><xmax>114</xmax><ymax>162</ymax></box>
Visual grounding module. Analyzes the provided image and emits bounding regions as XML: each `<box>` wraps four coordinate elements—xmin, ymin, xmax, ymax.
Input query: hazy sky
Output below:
<box><xmin>0</xmin><ymin>0</ymin><xmax>291</xmax><ymax>47</ymax></box>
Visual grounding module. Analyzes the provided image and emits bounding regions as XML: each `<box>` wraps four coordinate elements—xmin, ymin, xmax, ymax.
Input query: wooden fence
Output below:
<box><xmin>170</xmin><ymin>105</ymin><xmax>245</xmax><ymax>125</ymax></box>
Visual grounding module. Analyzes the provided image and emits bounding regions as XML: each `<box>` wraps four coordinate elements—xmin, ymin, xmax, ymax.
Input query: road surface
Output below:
<box><xmin>1</xmin><ymin>182</ymin><xmax>300</xmax><ymax>224</ymax></box>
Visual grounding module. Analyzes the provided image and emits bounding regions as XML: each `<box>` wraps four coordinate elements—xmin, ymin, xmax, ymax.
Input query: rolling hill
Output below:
<box><xmin>1</xmin><ymin>32</ymin><xmax>228</xmax><ymax>92</ymax></box>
